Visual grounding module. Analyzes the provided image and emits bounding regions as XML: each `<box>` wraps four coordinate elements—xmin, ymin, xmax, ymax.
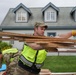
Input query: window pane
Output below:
<box><xmin>51</xmin><ymin>12</ymin><xmax>55</xmax><ymax>20</ymax></box>
<box><xmin>18</xmin><ymin>12</ymin><xmax>21</xmax><ymax>20</ymax></box>
<box><xmin>47</xmin><ymin>32</ymin><xmax>56</xmax><ymax>37</ymax></box>
<box><xmin>22</xmin><ymin>17</ymin><xmax>25</xmax><ymax>20</ymax></box>
<box><xmin>46</xmin><ymin>11</ymin><xmax>55</xmax><ymax>21</ymax></box>
<box><xmin>47</xmin><ymin>12</ymin><xmax>50</xmax><ymax>20</ymax></box>
<box><xmin>10</xmin><ymin>40</ymin><xmax>14</xmax><ymax>44</ymax></box>
<box><xmin>17</xmin><ymin>12</ymin><xmax>26</xmax><ymax>22</ymax></box>
<box><xmin>22</xmin><ymin>13</ymin><xmax>26</xmax><ymax>21</ymax></box>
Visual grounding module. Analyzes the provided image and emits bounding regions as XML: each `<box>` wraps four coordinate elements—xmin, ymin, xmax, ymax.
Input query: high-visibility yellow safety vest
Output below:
<box><xmin>20</xmin><ymin>45</ymin><xmax>47</xmax><ymax>69</ymax></box>
<box><xmin>2</xmin><ymin>48</ymin><xmax>18</xmax><ymax>55</ymax></box>
<box><xmin>2</xmin><ymin>48</ymin><xmax>18</xmax><ymax>62</ymax></box>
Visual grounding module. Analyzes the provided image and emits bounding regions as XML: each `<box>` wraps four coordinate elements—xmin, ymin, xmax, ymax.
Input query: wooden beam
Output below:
<box><xmin>0</xmin><ymin>31</ymin><xmax>76</xmax><ymax>49</ymax></box>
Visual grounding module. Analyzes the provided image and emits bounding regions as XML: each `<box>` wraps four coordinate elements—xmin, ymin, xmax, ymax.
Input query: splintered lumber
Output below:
<box><xmin>38</xmin><ymin>42</ymin><xmax>75</xmax><ymax>49</ymax></box>
<box><xmin>0</xmin><ymin>31</ymin><xmax>76</xmax><ymax>49</ymax></box>
<box><xmin>0</xmin><ymin>36</ymin><xmax>24</xmax><ymax>41</ymax></box>
<box><xmin>0</xmin><ymin>31</ymin><xmax>76</xmax><ymax>42</ymax></box>
<box><xmin>25</xmin><ymin>38</ymin><xmax>76</xmax><ymax>43</ymax></box>
<box><xmin>47</xmin><ymin>48</ymin><xmax>58</xmax><ymax>52</ymax></box>
<box><xmin>39</xmin><ymin>69</ymin><xmax>51</xmax><ymax>75</ymax></box>
<box><xmin>0</xmin><ymin>31</ymin><xmax>52</xmax><ymax>39</ymax></box>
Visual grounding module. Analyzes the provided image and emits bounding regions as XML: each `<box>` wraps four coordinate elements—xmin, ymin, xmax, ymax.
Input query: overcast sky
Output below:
<box><xmin>0</xmin><ymin>0</ymin><xmax>76</xmax><ymax>24</ymax></box>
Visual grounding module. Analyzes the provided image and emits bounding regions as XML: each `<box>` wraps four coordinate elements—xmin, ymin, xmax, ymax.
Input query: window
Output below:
<box><xmin>47</xmin><ymin>32</ymin><xmax>56</xmax><ymax>37</ymax></box>
<box><xmin>9</xmin><ymin>40</ymin><xmax>14</xmax><ymax>44</ymax></box>
<box><xmin>51</xmin><ymin>12</ymin><xmax>55</xmax><ymax>20</ymax></box>
<box><xmin>75</xmin><ymin>11</ymin><xmax>76</xmax><ymax>21</ymax></box>
<box><xmin>45</xmin><ymin>11</ymin><xmax>56</xmax><ymax>22</ymax></box>
<box><xmin>47</xmin><ymin>12</ymin><xmax>50</xmax><ymax>20</ymax></box>
<box><xmin>16</xmin><ymin>12</ymin><xmax>27</xmax><ymax>22</ymax></box>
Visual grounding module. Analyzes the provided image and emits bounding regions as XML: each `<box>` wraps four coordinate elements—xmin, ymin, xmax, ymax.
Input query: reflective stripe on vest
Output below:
<box><xmin>20</xmin><ymin>45</ymin><xmax>47</xmax><ymax>69</ymax></box>
<box><xmin>20</xmin><ymin>55</ymin><xmax>44</xmax><ymax>69</ymax></box>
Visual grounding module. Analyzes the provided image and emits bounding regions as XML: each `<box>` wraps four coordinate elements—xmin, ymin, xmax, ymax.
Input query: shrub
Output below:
<box><xmin>0</xmin><ymin>41</ymin><xmax>12</xmax><ymax>52</ymax></box>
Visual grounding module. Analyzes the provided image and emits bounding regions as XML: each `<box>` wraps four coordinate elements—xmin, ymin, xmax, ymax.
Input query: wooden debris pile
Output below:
<box><xmin>0</xmin><ymin>31</ymin><xmax>76</xmax><ymax>51</ymax></box>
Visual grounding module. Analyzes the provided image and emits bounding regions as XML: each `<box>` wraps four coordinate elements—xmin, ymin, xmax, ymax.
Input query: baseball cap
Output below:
<box><xmin>34</xmin><ymin>22</ymin><xmax>48</xmax><ymax>29</ymax></box>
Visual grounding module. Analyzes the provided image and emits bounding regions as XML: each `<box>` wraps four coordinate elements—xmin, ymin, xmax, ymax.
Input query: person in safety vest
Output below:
<box><xmin>0</xmin><ymin>48</ymin><xmax>21</xmax><ymax>75</ymax></box>
<box><xmin>13</xmin><ymin>22</ymin><xmax>76</xmax><ymax>75</ymax></box>
<box><xmin>12</xmin><ymin>22</ymin><xmax>48</xmax><ymax>75</ymax></box>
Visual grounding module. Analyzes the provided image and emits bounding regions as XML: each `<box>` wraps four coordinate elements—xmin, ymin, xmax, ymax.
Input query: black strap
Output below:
<box><xmin>33</xmin><ymin>50</ymin><xmax>38</xmax><ymax>64</ymax></box>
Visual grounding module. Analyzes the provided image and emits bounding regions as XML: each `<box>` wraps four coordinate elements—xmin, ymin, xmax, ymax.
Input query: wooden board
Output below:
<box><xmin>0</xmin><ymin>31</ymin><xmax>76</xmax><ymax>49</ymax></box>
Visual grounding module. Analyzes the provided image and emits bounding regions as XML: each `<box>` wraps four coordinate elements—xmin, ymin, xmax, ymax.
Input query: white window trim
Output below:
<box><xmin>45</xmin><ymin>11</ymin><xmax>56</xmax><ymax>22</ymax></box>
<box><xmin>16</xmin><ymin>12</ymin><xmax>27</xmax><ymax>22</ymax></box>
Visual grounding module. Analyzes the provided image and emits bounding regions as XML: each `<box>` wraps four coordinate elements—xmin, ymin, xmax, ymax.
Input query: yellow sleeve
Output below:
<box><xmin>72</xmin><ymin>30</ymin><xmax>76</xmax><ymax>36</ymax></box>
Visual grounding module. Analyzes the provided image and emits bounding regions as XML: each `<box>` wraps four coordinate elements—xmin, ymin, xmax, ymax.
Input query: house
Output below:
<box><xmin>0</xmin><ymin>2</ymin><xmax>76</xmax><ymax>50</ymax></box>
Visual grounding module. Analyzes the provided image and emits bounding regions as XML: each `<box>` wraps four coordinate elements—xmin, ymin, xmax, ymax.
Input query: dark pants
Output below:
<box><xmin>14</xmin><ymin>65</ymin><xmax>39</xmax><ymax>75</ymax></box>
